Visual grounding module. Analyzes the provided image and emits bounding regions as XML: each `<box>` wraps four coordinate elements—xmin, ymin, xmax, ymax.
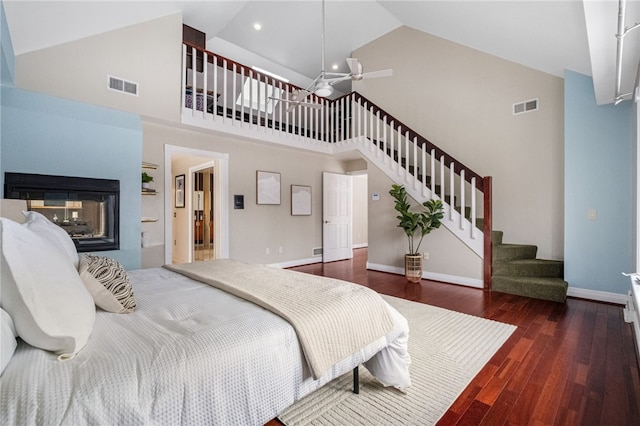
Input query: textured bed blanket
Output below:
<box><xmin>164</xmin><ymin>259</ymin><xmax>394</xmax><ymax>379</ymax></box>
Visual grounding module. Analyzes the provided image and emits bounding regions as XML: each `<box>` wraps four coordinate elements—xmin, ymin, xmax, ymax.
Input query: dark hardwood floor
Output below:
<box><xmin>269</xmin><ymin>248</ymin><xmax>640</xmax><ymax>426</ymax></box>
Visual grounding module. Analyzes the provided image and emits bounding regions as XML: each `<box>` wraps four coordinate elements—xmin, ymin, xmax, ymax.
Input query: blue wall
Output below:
<box><xmin>0</xmin><ymin>1</ymin><xmax>14</xmax><ymax>86</ymax></box>
<box><xmin>565</xmin><ymin>70</ymin><xmax>633</xmax><ymax>295</ymax></box>
<box><xmin>1</xmin><ymin>86</ymin><xmax>142</xmax><ymax>269</ymax></box>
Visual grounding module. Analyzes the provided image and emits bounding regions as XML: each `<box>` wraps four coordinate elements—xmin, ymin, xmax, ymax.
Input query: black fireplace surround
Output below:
<box><xmin>4</xmin><ymin>172</ymin><xmax>120</xmax><ymax>252</ymax></box>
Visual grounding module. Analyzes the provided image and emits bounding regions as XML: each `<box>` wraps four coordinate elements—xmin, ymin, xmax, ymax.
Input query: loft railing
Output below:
<box><xmin>181</xmin><ymin>42</ymin><xmax>493</xmax><ymax>288</ymax></box>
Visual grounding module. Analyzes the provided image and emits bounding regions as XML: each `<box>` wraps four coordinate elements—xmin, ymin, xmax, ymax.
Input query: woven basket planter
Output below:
<box><xmin>405</xmin><ymin>254</ymin><xmax>423</xmax><ymax>283</ymax></box>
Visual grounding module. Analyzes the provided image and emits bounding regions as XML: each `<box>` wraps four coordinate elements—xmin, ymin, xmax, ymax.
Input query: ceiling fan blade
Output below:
<box><xmin>358</xmin><ymin>69</ymin><xmax>393</xmax><ymax>80</ymax></box>
<box><xmin>326</xmin><ymin>75</ymin><xmax>353</xmax><ymax>86</ymax></box>
<box><xmin>290</xmin><ymin>89</ymin><xmax>312</xmax><ymax>102</ymax></box>
<box><xmin>300</xmin><ymin>102</ymin><xmax>322</xmax><ymax>110</ymax></box>
<box><xmin>346</xmin><ymin>58</ymin><xmax>363</xmax><ymax>75</ymax></box>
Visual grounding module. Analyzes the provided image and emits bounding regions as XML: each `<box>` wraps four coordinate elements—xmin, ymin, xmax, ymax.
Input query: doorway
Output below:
<box><xmin>192</xmin><ymin>166</ymin><xmax>214</xmax><ymax>261</ymax></box>
<box><xmin>164</xmin><ymin>145</ymin><xmax>229</xmax><ymax>265</ymax></box>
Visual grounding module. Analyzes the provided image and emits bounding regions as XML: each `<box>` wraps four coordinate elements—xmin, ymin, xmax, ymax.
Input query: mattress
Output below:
<box><xmin>0</xmin><ymin>267</ymin><xmax>409</xmax><ymax>426</ymax></box>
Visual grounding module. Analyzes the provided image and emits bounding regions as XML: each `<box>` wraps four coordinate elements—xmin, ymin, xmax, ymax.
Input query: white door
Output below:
<box><xmin>323</xmin><ymin>172</ymin><xmax>353</xmax><ymax>262</ymax></box>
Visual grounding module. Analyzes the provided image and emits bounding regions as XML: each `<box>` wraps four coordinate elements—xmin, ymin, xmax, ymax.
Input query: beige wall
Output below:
<box><xmin>354</xmin><ymin>26</ymin><xmax>565</xmax><ymax>260</ymax></box>
<box><xmin>143</xmin><ymin>121</ymin><xmax>348</xmax><ymax>265</ymax></box>
<box><xmin>15</xmin><ymin>13</ymin><xmax>182</xmax><ymax>124</ymax></box>
<box><xmin>367</xmin><ymin>165</ymin><xmax>482</xmax><ymax>281</ymax></box>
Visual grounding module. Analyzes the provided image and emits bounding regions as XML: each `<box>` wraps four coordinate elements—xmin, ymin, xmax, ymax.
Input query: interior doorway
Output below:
<box><xmin>192</xmin><ymin>166</ymin><xmax>215</xmax><ymax>261</ymax></box>
<box><xmin>164</xmin><ymin>145</ymin><xmax>229</xmax><ymax>265</ymax></box>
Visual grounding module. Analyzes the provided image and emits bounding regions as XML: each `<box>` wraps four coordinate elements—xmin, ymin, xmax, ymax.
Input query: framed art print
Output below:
<box><xmin>256</xmin><ymin>171</ymin><xmax>281</xmax><ymax>205</ymax></box>
<box><xmin>175</xmin><ymin>174</ymin><xmax>185</xmax><ymax>208</ymax></box>
<box><xmin>291</xmin><ymin>185</ymin><xmax>311</xmax><ymax>215</ymax></box>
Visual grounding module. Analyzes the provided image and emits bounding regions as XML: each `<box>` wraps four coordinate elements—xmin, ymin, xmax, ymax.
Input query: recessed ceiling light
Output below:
<box><xmin>332</xmin><ymin>64</ymin><xmax>339</xmax><ymax>70</ymax></box>
<box><xmin>254</xmin><ymin>23</ymin><xmax>262</xmax><ymax>31</ymax></box>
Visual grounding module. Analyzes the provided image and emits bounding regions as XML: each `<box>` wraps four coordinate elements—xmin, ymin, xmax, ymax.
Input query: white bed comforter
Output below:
<box><xmin>1</xmin><ymin>267</ymin><xmax>410</xmax><ymax>426</ymax></box>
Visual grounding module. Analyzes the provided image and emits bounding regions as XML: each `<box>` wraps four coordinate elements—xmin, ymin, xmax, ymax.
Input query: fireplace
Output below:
<box><xmin>4</xmin><ymin>172</ymin><xmax>120</xmax><ymax>252</ymax></box>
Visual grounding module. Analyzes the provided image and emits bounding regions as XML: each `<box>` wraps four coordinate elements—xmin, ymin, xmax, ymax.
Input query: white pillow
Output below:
<box><xmin>22</xmin><ymin>210</ymin><xmax>79</xmax><ymax>269</ymax></box>
<box><xmin>0</xmin><ymin>308</ymin><xmax>17</xmax><ymax>375</ymax></box>
<box><xmin>79</xmin><ymin>254</ymin><xmax>137</xmax><ymax>313</ymax></box>
<box><xmin>0</xmin><ymin>217</ymin><xmax>95</xmax><ymax>360</ymax></box>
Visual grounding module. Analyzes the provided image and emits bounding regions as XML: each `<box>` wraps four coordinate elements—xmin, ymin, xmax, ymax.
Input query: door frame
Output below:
<box><xmin>164</xmin><ymin>144</ymin><xmax>229</xmax><ymax>264</ymax></box>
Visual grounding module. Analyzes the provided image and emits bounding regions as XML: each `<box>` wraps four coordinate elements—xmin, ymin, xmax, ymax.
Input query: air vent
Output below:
<box><xmin>312</xmin><ymin>247</ymin><xmax>323</xmax><ymax>257</ymax></box>
<box><xmin>108</xmin><ymin>75</ymin><xmax>138</xmax><ymax>96</ymax></box>
<box><xmin>512</xmin><ymin>98</ymin><xmax>538</xmax><ymax>115</ymax></box>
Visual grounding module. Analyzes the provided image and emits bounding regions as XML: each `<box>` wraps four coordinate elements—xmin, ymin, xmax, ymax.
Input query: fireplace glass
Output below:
<box><xmin>4</xmin><ymin>172</ymin><xmax>120</xmax><ymax>252</ymax></box>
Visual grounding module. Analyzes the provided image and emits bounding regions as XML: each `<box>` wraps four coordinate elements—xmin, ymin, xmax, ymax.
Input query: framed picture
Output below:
<box><xmin>175</xmin><ymin>174</ymin><xmax>185</xmax><ymax>208</ymax></box>
<box><xmin>291</xmin><ymin>185</ymin><xmax>311</xmax><ymax>216</ymax></box>
<box><xmin>256</xmin><ymin>171</ymin><xmax>281</xmax><ymax>205</ymax></box>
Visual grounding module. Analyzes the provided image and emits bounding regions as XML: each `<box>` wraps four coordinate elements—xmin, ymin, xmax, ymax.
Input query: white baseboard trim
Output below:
<box><xmin>567</xmin><ymin>286</ymin><xmax>629</xmax><ymax>305</ymax></box>
<box><xmin>353</xmin><ymin>243</ymin><xmax>368</xmax><ymax>249</ymax></box>
<box><xmin>366</xmin><ymin>262</ymin><xmax>484</xmax><ymax>289</ymax></box>
<box><xmin>269</xmin><ymin>257</ymin><xmax>321</xmax><ymax>269</ymax></box>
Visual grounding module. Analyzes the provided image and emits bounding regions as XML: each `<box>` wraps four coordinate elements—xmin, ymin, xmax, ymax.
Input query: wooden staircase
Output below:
<box><xmin>478</xmin><ymin>219</ymin><xmax>568</xmax><ymax>302</ymax></box>
<box><xmin>180</xmin><ymin>43</ymin><xmax>570</xmax><ymax>299</ymax></box>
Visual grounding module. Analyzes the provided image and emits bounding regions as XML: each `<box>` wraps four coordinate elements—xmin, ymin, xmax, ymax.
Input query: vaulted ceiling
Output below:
<box><xmin>3</xmin><ymin>1</ymin><xmax>639</xmax><ymax>105</ymax></box>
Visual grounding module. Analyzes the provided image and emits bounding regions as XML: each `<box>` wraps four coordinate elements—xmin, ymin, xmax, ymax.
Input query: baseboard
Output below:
<box><xmin>366</xmin><ymin>262</ymin><xmax>484</xmax><ymax>289</ymax></box>
<box><xmin>567</xmin><ymin>286</ymin><xmax>629</xmax><ymax>305</ymax></box>
<box><xmin>269</xmin><ymin>257</ymin><xmax>321</xmax><ymax>269</ymax></box>
<box><xmin>353</xmin><ymin>243</ymin><xmax>368</xmax><ymax>249</ymax></box>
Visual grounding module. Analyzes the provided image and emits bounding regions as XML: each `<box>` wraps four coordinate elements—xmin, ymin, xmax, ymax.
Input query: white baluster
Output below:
<box><xmin>460</xmin><ymin>169</ymin><xmax>465</xmax><ymax>230</ymax></box>
<box><xmin>181</xmin><ymin>45</ymin><xmax>187</xmax><ymax>113</ymax></box>
<box><xmin>430</xmin><ymin>149</ymin><xmax>436</xmax><ymax>194</ymax></box>
<box><xmin>421</xmin><ymin>144</ymin><xmax>427</xmax><ymax>196</ymax></box>
<box><xmin>382</xmin><ymin>116</ymin><xmax>388</xmax><ymax>161</ymax></box>
<box><xmin>190</xmin><ymin>47</ymin><xmax>197</xmax><ymax>117</ymax></box>
<box><xmin>413</xmin><ymin>136</ymin><xmax>418</xmax><ymax>188</ymax></box>
<box><xmin>471</xmin><ymin>177</ymin><xmax>477</xmax><ymax>239</ymax></box>
<box><xmin>232</xmin><ymin>63</ymin><xmax>238</xmax><ymax>126</ymax></box>
<box><xmin>404</xmin><ymin>131</ymin><xmax>410</xmax><ymax>182</ymax></box>
<box><xmin>440</xmin><ymin>155</ymin><xmax>445</xmax><ymax>203</ymax></box>
<box><xmin>449</xmin><ymin>162</ymin><xmax>455</xmax><ymax>220</ymax></box>
<box><xmin>222</xmin><ymin>59</ymin><xmax>228</xmax><ymax>124</ymax></box>
<box><xmin>213</xmin><ymin>54</ymin><xmax>218</xmax><ymax>122</ymax></box>
<box><xmin>376</xmin><ymin>111</ymin><xmax>381</xmax><ymax>153</ymax></box>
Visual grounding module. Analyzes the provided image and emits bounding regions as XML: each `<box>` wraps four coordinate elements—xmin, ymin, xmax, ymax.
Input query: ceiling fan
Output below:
<box><xmin>306</xmin><ymin>0</ymin><xmax>393</xmax><ymax>98</ymax></box>
<box><xmin>272</xmin><ymin>0</ymin><xmax>393</xmax><ymax>109</ymax></box>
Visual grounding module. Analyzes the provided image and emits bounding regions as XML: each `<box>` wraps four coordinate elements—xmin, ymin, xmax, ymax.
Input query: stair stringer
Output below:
<box><xmin>332</xmin><ymin>136</ymin><xmax>484</xmax><ymax>257</ymax></box>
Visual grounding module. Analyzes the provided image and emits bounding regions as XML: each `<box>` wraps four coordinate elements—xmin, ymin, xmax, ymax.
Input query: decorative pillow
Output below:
<box><xmin>0</xmin><ymin>308</ymin><xmax>17</xmax><ymax>375</ymax></box>
<box><xmin>22</xmin><ymin>210</ymin><xmax>79</xmax><ymax>269</ymax></box>
<box><xmin>0</xmin><ymin>217</ymin><xmax>95</xmax><ymax>360</ymax></box>
<box><xmin>79</xmin><ymin>254</ymin><xmax>136</xmax><ymax>313</ymax></box>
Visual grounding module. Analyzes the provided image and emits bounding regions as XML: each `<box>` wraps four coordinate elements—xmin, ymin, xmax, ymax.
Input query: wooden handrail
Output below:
<box><xmin>184</xmin><ymin>41</ymin><xmax>324</xmax><ymax>103</ymax></box>
<box><xmin>349</xmin><ymin>92</ymin><xmax>484</xmax><ymax>192</ymax></box>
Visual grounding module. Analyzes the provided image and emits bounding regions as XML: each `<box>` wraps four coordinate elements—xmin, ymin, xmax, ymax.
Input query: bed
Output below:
<box><xmin>0</xmin><ymin>208</ymin><xmax>411</xmax><ymax>426</ymax></box>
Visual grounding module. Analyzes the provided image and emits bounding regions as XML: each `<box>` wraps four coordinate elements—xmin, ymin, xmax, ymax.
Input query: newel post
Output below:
<box><xmin>483</xmin><ymin>176</ymin><xmax>492</xmax><ymax>290</ymax></box>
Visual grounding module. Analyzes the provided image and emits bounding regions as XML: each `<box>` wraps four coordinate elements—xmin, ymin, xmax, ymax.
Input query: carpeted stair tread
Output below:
<box><xmin>493</xmin><ymin>243</ymin><xmax>537</xmax><ymax>261</ymax></box>
<box><xmin>493</xmin><ymin>259</ymin><xmax>564</xmax><ymax>278</ymax></box>
<box><xmin>492</xmin><ymin>276</ymin><xmax>568</xmax><ymax>303</ymax></box>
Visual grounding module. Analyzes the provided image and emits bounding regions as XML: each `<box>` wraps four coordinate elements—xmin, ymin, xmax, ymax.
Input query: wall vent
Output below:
<box><xmin>108</xmin><ymin>75</ymin><xmax>138</xmax><ymax>96</ymax></box>
<box><xmin>312</xmin><ymin>247</ymin><xmax>323</xmax><ymax>257</ymax></box>
<box><xmin>512</xmin><ymin>98</ymin><xmax>538</xmax><ymax>115</ymax></box>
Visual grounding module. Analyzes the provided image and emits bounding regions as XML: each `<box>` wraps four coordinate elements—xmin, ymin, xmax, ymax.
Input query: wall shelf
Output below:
<box><xmin>142</xmin><ymin>162</ymin><xmax>158</xmax><ymax>170</ymax></box>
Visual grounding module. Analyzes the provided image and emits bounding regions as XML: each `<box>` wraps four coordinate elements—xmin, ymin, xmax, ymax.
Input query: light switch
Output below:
<box><xmin>588</xmin><ymin>208</ymin><xmax>597</xmax><ymax>220</ymax></box>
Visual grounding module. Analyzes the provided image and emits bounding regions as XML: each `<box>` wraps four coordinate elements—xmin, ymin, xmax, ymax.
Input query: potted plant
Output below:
<box><xmin>389</xmin><ymin>184</ymin><xmax>444</xmax><ymax>282</ymax></box>
<box><xmin>141</xmin><ymin>171</ymin><xmax>154</xmax><ymax>190</ymax></box>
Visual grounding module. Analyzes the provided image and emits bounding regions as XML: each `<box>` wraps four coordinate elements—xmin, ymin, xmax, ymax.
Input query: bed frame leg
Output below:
<box><xmin>352</xmin><ymin>366</ymin><xmax>359</xmax><ymax>394</ymax></box>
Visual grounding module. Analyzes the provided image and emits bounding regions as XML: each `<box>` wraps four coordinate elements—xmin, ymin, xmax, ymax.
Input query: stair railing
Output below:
<box><xmin>181</xmin><ymin>43</ymin><xmax>493</xmax><ymax>289</ymax></box>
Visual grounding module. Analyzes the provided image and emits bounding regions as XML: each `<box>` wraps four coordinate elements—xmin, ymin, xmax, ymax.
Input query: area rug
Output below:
<box><xmin>278</xmin><ymin>295</ymin><xmax>516</xmax><ymax>426</ymax></box>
